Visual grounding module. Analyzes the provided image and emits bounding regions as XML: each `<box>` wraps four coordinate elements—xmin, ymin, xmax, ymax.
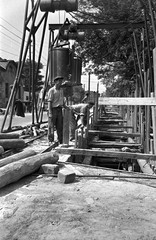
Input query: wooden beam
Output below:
<box><xmin>93</xmin><ymin>124</ymin><xmax>133</xmax><ymax>129</ymax></box>
<box><xmin>88</xmin><ymin>130</ymin><xmax>141</xmax><ymax>138</ymax></box>
<box><xmin>99</xmin><ymin>97</ymin><xmax>156</xmax><ymax>106</ymax></box>
<box><xmin>55</xmin><ymin>148</ymin><xmax>156</xmax><ymax>161</ymax></box>
<box><xmin>88</xmin><ymin>141</ymin><xmax>142</xmax><ymax>148</ymax></box>
<box><xmin>97</xmin><ymin>119</ymin><xmax>126</xmax><ymax>123</ymax></box>
<box><xmin>49</xmin><ymin>22</ymin><xmax>144</xmax><ymax>30</ymax></box>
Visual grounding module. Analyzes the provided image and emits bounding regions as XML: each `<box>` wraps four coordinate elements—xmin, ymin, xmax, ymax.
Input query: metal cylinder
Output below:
<box><xmin>61</xmin><ymin>30</ymin><xmax>85</xmax><ymax>41</ymax></box>
<box><xmin>49</xmin><ymin>47</ymin><xmax>70</xmax><ymax>84</ymax></box>
<box><xmin>71</xmin><ymin>56</ymin><xmax>82</xmax><ymax>85</ymax></box>
<box><xmin>40</xmin><ymin>0</ymin><xmax>78</xmax><ymax>12</ymax></box>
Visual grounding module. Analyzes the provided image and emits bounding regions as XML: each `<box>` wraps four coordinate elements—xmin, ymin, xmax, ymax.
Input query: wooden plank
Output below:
<box><xmin>99</xmin><ymin>116</ymin><xmax>123</xmax><ymax>119</ymax></box>
<box><xmin>88</xmin><ymin>130</ymin><xmax>141</xmax><ymax>138</ymax></box>
<box><xmin>88</xmin><ymin>141</ymin><xmax>141</xmax><ymax>148</ymax></box>
<box><xmin>98</xmin><ymin>97</ymin><xmax>156</xmax><ymax>106</ymax></box>
<box><xmin>55</xmin><ymin>148</ymin><xmax>156</xmax><ymax>161</ymax></box>
<box><xmin>93</xmin><ymin>124</ymin><xmax>133</xmax><ymax>129</ymax></box>
<box><xmin>97</xmin><ymin>119</ymin><xmax>126</xmax><ymax>123</ymax></box>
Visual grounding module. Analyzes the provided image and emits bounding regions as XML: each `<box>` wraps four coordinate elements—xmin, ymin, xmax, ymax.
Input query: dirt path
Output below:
<box><xmin>1</xmin><ymin>169</ymin><xmax>156</xmax><ymax>240</ymax></box>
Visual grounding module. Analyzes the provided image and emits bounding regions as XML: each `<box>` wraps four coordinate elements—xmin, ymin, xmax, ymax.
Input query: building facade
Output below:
<box><xmin>0</xmin><ymin>60</ymin><xmax>24</xmax><ymax>108</ymax></box>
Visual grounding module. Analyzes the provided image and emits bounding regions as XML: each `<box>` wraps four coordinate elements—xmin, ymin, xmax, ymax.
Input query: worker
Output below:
<box><xmin>47</xmin><ymin>76</ymin><xmax>66</xmax><ymax>144</ymax></box>
<box><xmin>69</xmin><ymin>101</ymin><xmax>94</xmax><ymax>141</ymax></box>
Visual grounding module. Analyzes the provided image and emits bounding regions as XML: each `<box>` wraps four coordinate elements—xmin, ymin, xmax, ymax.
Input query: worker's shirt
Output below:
<box><xmin>48</xmin><ymin>86</ymin><xmax>64</xmax><ymax>108</ymax></box>
<box><xmin>71</xmin><ymin>103</ymin><xmax>88</xmax><ymax>116</ymax></box>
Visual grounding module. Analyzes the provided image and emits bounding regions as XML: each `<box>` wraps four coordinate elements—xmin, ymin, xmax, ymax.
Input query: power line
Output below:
<box><xmin>0</xmin><ymin>49</ymin><xmax>18</xmax><ymax>56</ymax></box>
<box><xmin>0</xmin><ymin>16</ymin><xmax>22</xmax><ymax>34</ymax></box>
<box><xmin>0</xmin><ymin>24</ymin><xmax>22</xmax><ymax>40</ymax></box>
<box><xmin>1</xmin><ymin>41</ymin><xmax>20</xmax><ymax>52</ymax></box>
<box><xmin>0</xmin><ymin>17</ymin><xmax>49</xmax><ymax>64</ymax></box>
<box><xmin>0</xmin><ymin>30</ymin><xmax>21</xmax><ymax>44</ymax></box>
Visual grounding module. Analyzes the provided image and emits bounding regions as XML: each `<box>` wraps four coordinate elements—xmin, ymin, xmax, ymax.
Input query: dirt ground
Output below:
<box><xmin>1</xmin><ymin>163</ymin><xmax>156</xmax><ymax>240</ymax></box>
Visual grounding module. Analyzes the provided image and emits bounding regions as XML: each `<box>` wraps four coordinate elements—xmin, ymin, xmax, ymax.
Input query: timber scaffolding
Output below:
<box><xmin>56</xmin><ymin>93</ymin><xmax>156</xmax><ymax>175</ymax></box>
<box><xmin>0</xmin><ymin>0</ymin><xmax>156</xmax><ymax>177</ymax></box>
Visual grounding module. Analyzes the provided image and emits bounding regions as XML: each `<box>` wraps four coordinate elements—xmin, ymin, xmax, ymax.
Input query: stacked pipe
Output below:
<box><xmin>0</xmin><ymin>133</ymin><xmax>25</xmax><ymax>153</ymax></box>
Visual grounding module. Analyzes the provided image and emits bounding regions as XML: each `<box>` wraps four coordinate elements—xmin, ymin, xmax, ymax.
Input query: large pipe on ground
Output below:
<box><xmin>0</xmin><ymin>133</ymin><xmax>20</xmax><ymax>139</ymax></box>
<box><xmin>0</xmin><ymin>149</ymin><xmax>37</xmax><ymax>167</ymax></box>
<box><xmin>0</xmin><ymin>151</ymin><xmax>59</xmax><ymax>189</ymax></box>
<box><xmin>0</xmin><ymin>139</ymin><xmax>26</xmax><ymax>150</ymax></box>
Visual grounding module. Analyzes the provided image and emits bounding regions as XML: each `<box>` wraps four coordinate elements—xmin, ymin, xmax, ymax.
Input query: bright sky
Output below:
<box><xmin>0</xmin><ymin>0</ymin><xmax>106</xmax><ymax>94</ymax></box>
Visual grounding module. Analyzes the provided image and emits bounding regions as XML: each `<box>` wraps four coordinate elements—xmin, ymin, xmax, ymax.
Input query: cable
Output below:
<box><xmin>0</xmin><ymin>16</ymin><xmax>22</xmax><ymax>34</ymax></box>
<box><xmin>0</xmin><ymin>30</ymin><xmax>21</xmax><ymax>44</ymax></box>
<box><xmin>1</xmin><ymin>41</ymin><xmax>20</xmax><ymax>52</ymax></box>
<box><xmin>0</xmin><ymin>49</ymin><xmax>18</xmax><ymax>56</ymax></box>
<box><xmin>0</xmin><ymin>24</ymin><xmax>22</xmax><ymax>40</ymax></box>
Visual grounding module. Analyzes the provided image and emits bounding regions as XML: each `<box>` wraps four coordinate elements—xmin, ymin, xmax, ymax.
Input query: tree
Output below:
<box><xmin>21</xmin><ymin>59</ymin><xmax>44</xmax><ymax>92</ymax></box>
<box><xmin>72</xmin><ymin>0</ymin><xmax>153</xmax><ymax>96</ymax></box>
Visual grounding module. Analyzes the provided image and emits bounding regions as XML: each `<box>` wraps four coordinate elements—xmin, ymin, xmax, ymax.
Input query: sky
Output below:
<box><xmin>0</xmin><ymin>0</ymin><xmax>106</xmax><ymax>93</ymax></box>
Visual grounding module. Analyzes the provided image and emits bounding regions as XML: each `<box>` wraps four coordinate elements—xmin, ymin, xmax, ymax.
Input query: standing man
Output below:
<box><xmin>48</xmin><ymin>76</ymin><xmax>65</xmax><ymax>144</ymax></box>
<box><xmin>69</xmin><ymin>101</ymin><xmax>94</xmax><ymax>141</ymax></box>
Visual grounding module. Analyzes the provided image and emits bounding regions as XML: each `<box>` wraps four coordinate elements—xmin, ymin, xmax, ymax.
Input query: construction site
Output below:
<box><xmin>1</xmin><ymin>0</ymin><xmax>156</xmax><ymax>239</ymax></box>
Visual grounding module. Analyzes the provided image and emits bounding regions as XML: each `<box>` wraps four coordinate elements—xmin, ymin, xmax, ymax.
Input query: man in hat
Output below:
<box><xmin>69</xmin><ymin>101</ymin><xmax>94</xmax><ymax>141</ymax></box>
<box><xmin>47</xmin><ymin>76</ymin><xmax>65</xmax><ymax>144</ymax></box>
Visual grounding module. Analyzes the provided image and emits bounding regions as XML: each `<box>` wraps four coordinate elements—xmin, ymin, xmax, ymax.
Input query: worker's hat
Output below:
<box><xmin>54</xmin><ymin>76</ymin><xmax>64</xmax><ymax>82</ymax></box>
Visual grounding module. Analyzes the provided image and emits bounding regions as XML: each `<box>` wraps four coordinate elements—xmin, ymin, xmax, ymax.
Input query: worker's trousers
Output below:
<box><xmin>49</xmin><ymin>106</ymin><xmax>63</xmax><ymax>144</ymax></box>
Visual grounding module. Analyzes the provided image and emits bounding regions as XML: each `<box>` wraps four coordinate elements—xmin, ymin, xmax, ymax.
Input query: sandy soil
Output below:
<box><xmin>1</xmin><ymin>164</ymin><xmax>156</xmax><ymax>240</ymax></box>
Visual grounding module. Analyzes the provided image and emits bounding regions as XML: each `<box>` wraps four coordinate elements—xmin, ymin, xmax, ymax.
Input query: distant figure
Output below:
<box><xmin>69</xmin><ymin>101</ymin><xmax>94</xmax><ymax>141</ymax></box>
<box><xmin>14</xmin><ymin>99</ymin><xmax>25</xmax><ymax>117</ymax></box>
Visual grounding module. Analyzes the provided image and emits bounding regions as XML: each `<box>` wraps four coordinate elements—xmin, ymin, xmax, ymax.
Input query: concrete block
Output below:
<box><xmin>39</xmin><ymin>164</ymin><xmax>59</xmax><ymax>174</ymax></box>
<box><xmin>58</xmin><ymin>168</ymin><xmax>75</xmax><ymax>184</ymax></box>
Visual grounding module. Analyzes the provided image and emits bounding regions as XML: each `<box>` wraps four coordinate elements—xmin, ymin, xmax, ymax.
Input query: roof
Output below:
<box><xmin>0</xmin><ymin>60</ymin><xmax>17</xmax><ymax>70</ymax></box>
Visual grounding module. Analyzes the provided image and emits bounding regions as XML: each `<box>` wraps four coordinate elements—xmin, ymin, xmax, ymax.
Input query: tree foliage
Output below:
<box><xmin>21</xmin><ymin>59</ymin><xmax>44</xmax><ymax>92</ymax></box>
<box><xmin>72</xmin><ymin>0</ymin><xmax>153</xmax><ymax>96</ymax></box>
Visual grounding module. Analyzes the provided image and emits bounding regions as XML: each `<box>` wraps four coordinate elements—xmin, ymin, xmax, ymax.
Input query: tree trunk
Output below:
<box><xmin>0</xmin><ymin>149</ymin><xmax>37</xmax><ymax>167</ymax></box>
<box><xmin>0</xmin><ymin>151</ymin><xmax>59</xmax><ymax>189</ymax></box>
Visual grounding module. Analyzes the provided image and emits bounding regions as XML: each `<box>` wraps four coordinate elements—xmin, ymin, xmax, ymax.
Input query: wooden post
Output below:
<box><xmin>145</xmin><ymin>80</ymin><xmax>150</xmax><ymax>153</ymax></box>
<box><xmin>63</xmin><ymin>108</ymin><xmax>70</xmax><ymax>144</ymax></box>
<box><xmin>74</xmin><ymin>129</ymin><xmax>78</xmax><ymax>148</ymax></box>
